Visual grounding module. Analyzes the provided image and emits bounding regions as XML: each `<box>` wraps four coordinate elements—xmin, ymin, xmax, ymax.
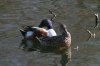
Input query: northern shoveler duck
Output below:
<box><xmin>20</xmin><ymin>19</ymin><xmax>57</xmax><ymax>39</ymax></box>
<box><xmin>36</xmin><ymin>23</ymin><xmax>71</xmax><ymax>47</ymax></box>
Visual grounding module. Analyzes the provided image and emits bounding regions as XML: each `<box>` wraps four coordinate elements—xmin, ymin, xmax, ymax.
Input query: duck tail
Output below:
<box><xmin>19</xmin><ymin>29</ymin><xmax>26</xmax><ymax>37</ymax></box>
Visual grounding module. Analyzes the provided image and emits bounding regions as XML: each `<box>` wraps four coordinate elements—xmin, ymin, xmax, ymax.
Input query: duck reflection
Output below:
<box><xmin>19</xmin><ymin>39</ymin><xmax>71</xmax><ymax>66</ymax></box>
<box><xmin>60</xmin><ymin>47</ymin><xmax>71</xmax><ymax>66</ymax></box>
<box><xmin>19</xmin><ymin>38</ymin><xmax>40</xmax><ymax>51</ymax></box>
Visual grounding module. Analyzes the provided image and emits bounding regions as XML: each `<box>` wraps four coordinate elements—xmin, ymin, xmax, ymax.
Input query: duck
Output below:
<box><xmin>20</xmin><ymin>19</ymin><xmax>57</xmax><ymax>39</ymax></box>
<box><xmin>36</xmin><ymin>23</ymin><xmax>71</xmax><ymax>47</ymax></box>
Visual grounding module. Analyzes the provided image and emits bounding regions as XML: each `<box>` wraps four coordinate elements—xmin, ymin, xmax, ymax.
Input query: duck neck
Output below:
<box><xmin>61</xmin><ymin>28</ymin><xmax>71</xmax><ymax>38</ymax></box>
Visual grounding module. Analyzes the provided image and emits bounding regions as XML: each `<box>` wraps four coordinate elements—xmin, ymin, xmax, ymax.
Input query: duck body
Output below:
<box><xmin>20</xmin><ymin>19</ymin><xmax>57</xmax><ymax>39</ymax></box>
<box><xmin>20</xmin><ymin>26</ymin><xmax>57</xmax><ymax>39</ymax></box>
<box><xmin>37</xmin><ymin>24</ymin><xmax>71</xmax><ymax>47</ymax></box>
<box><xmin>38</xmin><ymin>34</ymin><xmax>71</xmax><ymax>47</ymax></box>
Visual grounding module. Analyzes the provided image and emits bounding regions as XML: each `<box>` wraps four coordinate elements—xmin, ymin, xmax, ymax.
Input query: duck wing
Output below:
<box><xmin>38</xmin><ymin>35</ymin><xmax>66</xmax><ymax>46</ymax></box>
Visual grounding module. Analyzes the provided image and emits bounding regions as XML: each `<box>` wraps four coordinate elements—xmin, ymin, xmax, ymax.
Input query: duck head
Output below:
<box><xmin>58</xmin><ymin>23</ymin><xmax>71</xmax><ymax>43</ymax></box>
<box><xmin>39</xmin><ymin>19</ymin><xmax>53</xmax><ymax>29</ymax></box>
<box><xmin>59</xmin><ymin>24</ymin><xmax>68</xmax><ymax>35</ymax></box>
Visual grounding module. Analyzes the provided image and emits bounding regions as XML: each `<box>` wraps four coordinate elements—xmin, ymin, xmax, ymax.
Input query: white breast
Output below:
<box><xmin>26</xmin><ymin>31</ymin><xmax>33</xmax><ymax>37</ymax></box>
<box><xmin>47</xmin><ymin>29</ymin><xmax>57</xmax><ymax>37</ymax></box>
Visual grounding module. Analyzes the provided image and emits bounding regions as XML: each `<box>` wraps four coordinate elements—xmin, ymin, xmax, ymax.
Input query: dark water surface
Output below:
<box><xmin>0</xmin><ymin>0</ymin><xmax>100</xmax><ymax>66</ymax></box>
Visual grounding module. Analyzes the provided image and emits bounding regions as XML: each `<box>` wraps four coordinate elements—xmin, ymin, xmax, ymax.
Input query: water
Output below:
<box><xmin>0</xmin><ymin>0</ymin><xmax>100</xmax><ymax>66</ymax></box>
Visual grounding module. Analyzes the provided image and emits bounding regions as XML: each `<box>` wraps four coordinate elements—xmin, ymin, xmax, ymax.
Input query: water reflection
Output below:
<box><xmin>19</xmin><ymin>39</ymin><xmax>71</xmax><ymax>66</ymax></box>
<box><xmin>19</xmin><ymin>39</ymin><xmax>40</xmax><ymax>51</ymax></box>
<box><xmin>60</xmin><ymin>47</ymin><xmax>71</xmax><ymax>66</ymax></box>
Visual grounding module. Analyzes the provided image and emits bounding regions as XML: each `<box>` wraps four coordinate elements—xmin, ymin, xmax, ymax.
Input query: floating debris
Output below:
<box><xmin>87</xmin><ymin>30</ymin><xmax>95</xmax><ymax>40</ymax></box>
<box><xmin>94</xmin><ymin>13</ymin><xmax>99</xmax><ymax>28</ymax></box>
<box><xmin>74</xmin><ymin>46</ymin><xmax>79</xmax><ymax>51</ymax></box>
